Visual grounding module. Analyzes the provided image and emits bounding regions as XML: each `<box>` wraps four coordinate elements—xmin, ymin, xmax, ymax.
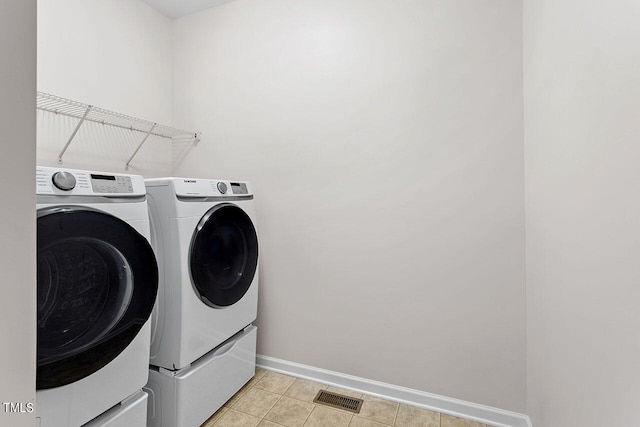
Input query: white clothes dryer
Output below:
<box><xmin>35</xmin><ymin>166</ymin><xmax>158</xmax><ymax>427</ymax></box>
<box><xmin>144</xmin><ymin>177</ymin><xmax>259</xmax><ymax>370</ymax></box>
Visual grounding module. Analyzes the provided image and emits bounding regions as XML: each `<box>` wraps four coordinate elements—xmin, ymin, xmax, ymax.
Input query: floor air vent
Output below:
<box><xmin>313</xmin><ymin>390</ymin><xmax>363</xmax><ymax>413</ymax></box>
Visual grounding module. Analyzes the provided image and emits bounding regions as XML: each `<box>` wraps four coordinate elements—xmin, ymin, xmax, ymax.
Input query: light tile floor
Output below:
<box><xmin>201</xmin><ymin>369</ymin><xmax>492</xmax><ymax>427</ymax></box>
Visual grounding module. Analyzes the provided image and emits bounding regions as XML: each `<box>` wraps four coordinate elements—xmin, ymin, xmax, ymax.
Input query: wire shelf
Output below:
<box><xmin>36</xmin><ymin>91</ymin><xmax>200</xmax><ymax>168</ymax></box>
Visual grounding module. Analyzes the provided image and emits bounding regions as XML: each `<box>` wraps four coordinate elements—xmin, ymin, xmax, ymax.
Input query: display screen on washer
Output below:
<box><xmin>90</xmin><ymin>174</ymin><xmax>134</xmax><ymax>193</ymax></box>
<box><xmin>36</xmin><ymin>207</ymin><xmax>158</xmax><ymax>389</ymax></box>
<box><xmin>230</xmin><ymin>182</ymin><xmax>248</xmax><ymax>195</ymax></box>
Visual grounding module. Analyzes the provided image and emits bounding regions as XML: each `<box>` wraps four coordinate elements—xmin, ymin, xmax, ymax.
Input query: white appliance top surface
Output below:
<box><xmin>36</xmin><ymin>166</ymin><xmax>146</xmax><ymax>197</ymax></box>
<box><xmin>142</xmin><ymin>0</ymin><xmax>235</xmax><ymax>20</ymax></box>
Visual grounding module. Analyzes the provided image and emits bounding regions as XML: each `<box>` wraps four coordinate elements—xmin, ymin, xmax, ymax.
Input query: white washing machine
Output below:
<box><xmin>35</xmin><ymin>166</ymin><xmax>158</xmax><ymax>427</ymax></box>
<box><xmin>143</xmin><ymin>177</ymin><xmax>259</xmax><ymax>427</ymax></box>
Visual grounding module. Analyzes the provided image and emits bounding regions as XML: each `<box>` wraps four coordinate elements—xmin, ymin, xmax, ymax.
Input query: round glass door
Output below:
<box><xmin>37</xmin><ymin>207</ymin><xmax>158</xmax><ymax>390</ymax></box>
<box><xmin>189</xmin><ymin>203</ymin><xmax>258</xmax><ymax>307</ymax></box>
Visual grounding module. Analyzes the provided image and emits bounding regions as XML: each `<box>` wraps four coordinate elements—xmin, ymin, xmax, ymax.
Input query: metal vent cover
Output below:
<box><xmin>313</xmin><ymin>390</ymin><xmax>363</xmax><ymax>413</ymax></box>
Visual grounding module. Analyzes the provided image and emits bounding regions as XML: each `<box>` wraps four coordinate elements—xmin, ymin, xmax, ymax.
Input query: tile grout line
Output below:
<box><xmin>392</xmin><ymin>401</ymin><xmax>400</xmax><ymax>426</ymax></box>
<box><xmin>266</xmin><ymin>419</ymin><xmax>288</xmax><ymax>427</ymax></box>
<box><xmin>286</xmin><ymin>377</ymin><xmax>320</xmax><ymax>427</ymax></box>
<box><xmin>260</xmin><ymin>373</ymin><xmax>297</xmax><ymax>425</ymax></box>
<box><xmin>263</xmin><ymin>395</ymin><xmax>282</xmax><ymax>422</ymax></box>
<box><xmin>299</xmin><ymin>402</ymin><xmax>315</xmax><ymax>426</ymax></box>
<box><xmin>263</xmin><ymin>390</ymin><xmax>285</xmax><ymax>422</ymax></box>
<box><xmin>231</xmin><ymin>370</ymin><xmax>282</xmax><ymax>422</ymax></box>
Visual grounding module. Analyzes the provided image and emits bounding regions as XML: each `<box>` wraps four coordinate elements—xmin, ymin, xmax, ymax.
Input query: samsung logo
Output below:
<box><xmin>183</xmin><ymin>179</ymin><xmax>197</xmax><ymax>183</ymax></box>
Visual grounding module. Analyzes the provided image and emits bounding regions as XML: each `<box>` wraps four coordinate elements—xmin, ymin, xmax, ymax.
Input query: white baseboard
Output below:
<box><xmin>256</xmin><ymin>355</ymin><xmax>532</xmax><ymax>427</ymax></box>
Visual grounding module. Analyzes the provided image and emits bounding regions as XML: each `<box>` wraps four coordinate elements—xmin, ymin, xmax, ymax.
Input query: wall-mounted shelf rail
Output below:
<box><xmin>36</xmin><ymin>91</ymin><xmax>200</xmax><ymax>169</ymax></box>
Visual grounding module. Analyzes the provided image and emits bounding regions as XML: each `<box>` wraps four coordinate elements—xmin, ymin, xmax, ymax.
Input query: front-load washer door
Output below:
<box><xmin>189</xmin><ymin>203</ymin><xmax>258</xmax><ymax>308</ymax></box>
<box><xmin>36</xmin><ymin>206</ymin><xmax>158</xmax><ymax>390</ymax></box>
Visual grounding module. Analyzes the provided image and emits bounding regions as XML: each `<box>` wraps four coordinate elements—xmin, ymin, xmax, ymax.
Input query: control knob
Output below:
<box><xmin>52</xmin><ymin>171</ymin><xmax>76</xmax><ymax>191</ymax></box>
<box><xmin>217</xmin><ymin>182</ymin><xmax>228</xmax><ymax>194</ymax></box>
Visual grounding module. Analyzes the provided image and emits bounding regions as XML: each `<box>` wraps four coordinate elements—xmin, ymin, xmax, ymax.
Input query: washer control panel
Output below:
<box><xmin>90</xmin><ymin>174</ymin><xmax>134</xmax><ymax>194</ymax></box>
<box><xmin>36</xmin><ymin>167</ymin><xmax>145</xmax><ymax>196</ymax></box>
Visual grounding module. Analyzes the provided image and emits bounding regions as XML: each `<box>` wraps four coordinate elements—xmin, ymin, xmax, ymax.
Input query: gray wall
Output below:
<box><xmin>172</xmin><ymin>0</ymin><xmax>526</xmax><ymax>411</ymax></box>
<box><xmin>0</xmin><ymin>0</ymin><xmax>37</xmax><ymax>426</ymax></box>
<box><xmin>524</xmin><ymin>0</ymin><xmax>640</xmax><ymax>425</ymax></box>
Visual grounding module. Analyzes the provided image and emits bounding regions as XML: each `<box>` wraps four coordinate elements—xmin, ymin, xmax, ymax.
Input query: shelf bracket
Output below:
<box><xmin>125</xmin><ymin>123</ymin><xmax>156</xmax><ymax>170</ymax></box>
<box><xmin>58</xmin><ymin>105</ymin><xmax>92</xmax><ymax>163</ymax></box>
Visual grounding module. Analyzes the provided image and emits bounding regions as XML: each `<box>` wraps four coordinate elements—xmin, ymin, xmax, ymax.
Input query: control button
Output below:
<box><xmin>52</xmin><ymin>171</ymin><xmax>76</xmax><ymax>191</ymax></box>
<box><xmin>217</xmin><ymin>182</ymin><xmax>228</xmax><ymax>194</ymax></box>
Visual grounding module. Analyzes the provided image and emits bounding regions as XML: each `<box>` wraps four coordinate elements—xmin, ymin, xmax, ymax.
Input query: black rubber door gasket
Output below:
<box><xmin>36</xmin><ymin>207</ymin><xmax>158</xmax><ymax>390</ymax></box>
<box><xmin>189</xmin><ymin>203</ymin><xmax>258</xmax><ymax>308</ymax></box>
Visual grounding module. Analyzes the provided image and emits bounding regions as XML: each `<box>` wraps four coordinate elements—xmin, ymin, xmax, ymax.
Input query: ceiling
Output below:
<box><xmin>142</xmin><ymin>0</ymin><xmax>236</xmax><ymax>19</ymax></box>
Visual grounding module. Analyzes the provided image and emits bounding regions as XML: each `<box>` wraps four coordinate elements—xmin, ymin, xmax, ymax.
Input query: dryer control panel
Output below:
<box><xmin>166</xmin><ymin>177</ymin><xmax>253</xmax><ymax>198</ymax></box>
<box><xmin>36</xmin><ymin>166</ymin><xmax>146</xmax><ymax>196</ymax></box>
